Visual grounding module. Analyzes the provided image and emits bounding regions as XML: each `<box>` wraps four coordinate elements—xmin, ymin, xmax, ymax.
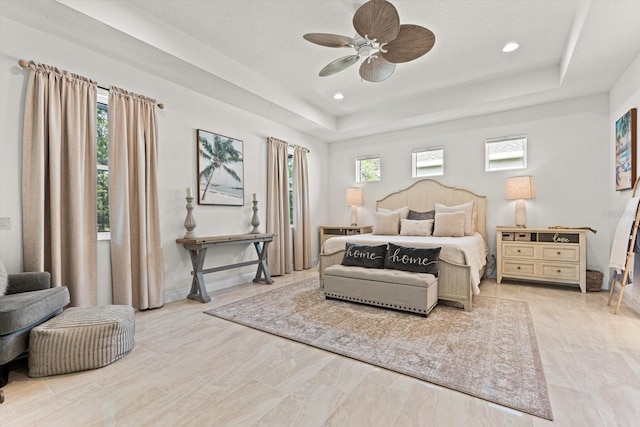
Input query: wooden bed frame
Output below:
<box><xmin>319</xmin><ymin>179</ymin><xmax>487</xmax><ymax>311</ymax></box>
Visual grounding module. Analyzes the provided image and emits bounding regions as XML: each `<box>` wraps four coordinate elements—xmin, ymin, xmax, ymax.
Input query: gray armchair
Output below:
<box><xmin>0</xmin><ymin>263</ymin><xmax>70</xmax><ymax>387</ymax></box>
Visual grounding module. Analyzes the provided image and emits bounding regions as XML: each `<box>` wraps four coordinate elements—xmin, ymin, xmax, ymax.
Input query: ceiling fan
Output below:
<box><xmin>303</xmin><ymin>0</ymin><xmax>435</xmax><ymax>82</ymax></box>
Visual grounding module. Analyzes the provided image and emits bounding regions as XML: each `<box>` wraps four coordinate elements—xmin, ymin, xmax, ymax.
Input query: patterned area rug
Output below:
<box><xmin>205</xmin><ymin>279</ymin><xmax>553</xmax><ymax>420</ymax></box>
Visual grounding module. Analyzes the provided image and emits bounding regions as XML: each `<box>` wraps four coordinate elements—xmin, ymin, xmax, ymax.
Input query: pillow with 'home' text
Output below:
<box><xmin>341</xmin><ymin>242</ymin><xmax>387</xmax><ymax>269</ymax></box>
<box><xmin>385</xmin><ymin>243</ymin><xmax>441</xmax><ymax>276</ymax></box>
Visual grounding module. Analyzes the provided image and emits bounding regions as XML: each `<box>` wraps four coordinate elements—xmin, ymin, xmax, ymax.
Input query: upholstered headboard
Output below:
<box><xmin>376</xmin><ymin>179</ymin><xmax>488</xmax><ymax>241</ymax></box>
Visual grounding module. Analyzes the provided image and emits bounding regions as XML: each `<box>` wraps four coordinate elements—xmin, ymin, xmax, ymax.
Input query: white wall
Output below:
<box><xmin>609</xmin><ymin>52</ymin><xmax>640</xmax><ymax>311</ymax></box>
<box><xmin>328</xmin><ymin>94</ymin><xmax>611</xmax><ymax>281</ymax></box>
<box><xmin>0</xmin><ymin>17</ymin><xmax>329</xmax><ymax>304</ymax></box>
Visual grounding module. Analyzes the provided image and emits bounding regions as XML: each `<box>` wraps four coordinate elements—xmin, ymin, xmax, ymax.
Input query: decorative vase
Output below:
<box><xmin>184</xmin><ymin>196</ymin><xmax>196</xmax><ymax>238</ymax></box>
<box><xmin>250</xmin><ymin>200</ymin><xmax>260</xmax><ymax>234</ymax></box>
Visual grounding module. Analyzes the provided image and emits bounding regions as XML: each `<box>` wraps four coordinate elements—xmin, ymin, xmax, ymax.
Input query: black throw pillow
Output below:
<box><xmin>341</xmin><ymin>243</ymin><xmax>387</xmax><ymax>269</ymax></box>
<box><xmin>386</xmin><ymin>243</ymin><xmax>441</xmax><ymax>276</ymax></box>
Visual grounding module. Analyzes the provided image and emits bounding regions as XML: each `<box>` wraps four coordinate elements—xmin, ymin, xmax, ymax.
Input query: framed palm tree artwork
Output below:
<box><xmin>197</xmin><ymin>129</ymin><xmax>244</xmax><ymax>205</ymax></box>
<box><xmin>615</xmin><ymin>108</ymin><xmax>637</xmax><ymax>191</ymax></box>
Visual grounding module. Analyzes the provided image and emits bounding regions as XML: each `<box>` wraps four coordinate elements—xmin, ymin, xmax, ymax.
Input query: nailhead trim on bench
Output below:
<box><xmin>325</xmin><ymin>292</ymin><xmax>428</xmax><ymax>315</ymax></box>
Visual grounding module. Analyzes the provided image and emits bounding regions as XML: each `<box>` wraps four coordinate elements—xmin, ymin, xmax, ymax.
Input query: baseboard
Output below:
<box><xmin>163</xmin><ymin>272</ymin><xmax>256</xmax><ymax>304</ymax></box>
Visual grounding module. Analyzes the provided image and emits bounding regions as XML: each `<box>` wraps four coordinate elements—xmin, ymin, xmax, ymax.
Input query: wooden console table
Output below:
<box><xmin>176</xmin><ymin>233</ymin><xmax>275</xmax><ymax>303</ymax></box>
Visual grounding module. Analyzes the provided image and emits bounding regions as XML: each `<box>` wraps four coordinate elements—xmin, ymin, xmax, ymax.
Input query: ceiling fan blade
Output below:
<box><xmin>319</xmin><ymin>55</ymin><xmax>360</xmax><ymax>77</ymax></box>
<box><xmin>353</xmin><ymin>0</ymin><xmax>400</xmax><ymax>44</ymax></box>
<box><xmin>380</xmin><ymin>24</ymin><xmax>436</xmax><ymax>64</ymax></box>
<box><xmin>303</xmin><ymin>33</ymin><xmax>355</xmax><ymax>48</ymax></box>
<box><xmin>359</xmin><ymin>56</ymin><xmax>396</xmax><ymax>82</ymax></box>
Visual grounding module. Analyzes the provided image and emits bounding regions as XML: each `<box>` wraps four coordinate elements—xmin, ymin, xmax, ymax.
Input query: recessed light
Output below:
<box><xmin>333</xmin><ymin>92</ymin><xmax>344</xmax><ymax>100</ymax></box>
<box><xmin>502</xmin><ymin>42</ymin><xmax>519</xmax><ymax>53</ymax></box>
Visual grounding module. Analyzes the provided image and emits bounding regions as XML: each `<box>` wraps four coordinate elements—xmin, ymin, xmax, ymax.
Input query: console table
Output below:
<box><xmin>176</xmin><ymin>233</ymin><xmax>275</xmax><ymax>303</ymax></box>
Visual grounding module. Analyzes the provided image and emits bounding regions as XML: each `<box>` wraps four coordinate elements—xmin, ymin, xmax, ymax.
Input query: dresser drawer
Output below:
<box><xmin>539</xmin><ymin>245</ymin><xmax>580</xmax><ymax>262</ymax></box>
<box><xmin>502</xmin><ymin>243</ymin><xmax>535</xmax><ymax>258</ymax></box>
<box><xmin>502</xmin><ymin>260</ymin><xmax>536</xmax><ymax>276</ymax></box>
<box><xmin>539</xmin><ymin>263</ymin><xmax>580</xmax><ymax>281</ymax></box>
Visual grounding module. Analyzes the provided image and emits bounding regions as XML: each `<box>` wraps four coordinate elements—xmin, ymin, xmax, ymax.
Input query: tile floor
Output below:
<box><xmin>1</xmin><ymin>270</ymin><xmax>638</xmax><ymax>426</ymax></box>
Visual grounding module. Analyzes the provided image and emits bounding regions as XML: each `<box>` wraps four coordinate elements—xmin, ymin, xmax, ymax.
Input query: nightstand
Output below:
<box><xmin>496</xmin><ymin>227</ymin><xmax>587</xmax><ymax>293</ymax></box>
<box><xmin>319</xmin><ymin>225</ymin><xmax>373</xmax><ymax>249</ymax></box>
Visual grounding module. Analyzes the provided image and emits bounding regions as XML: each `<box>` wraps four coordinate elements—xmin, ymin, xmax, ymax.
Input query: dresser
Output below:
<box><xmin>319</xmin><ymin>225</ymin><xmax>373</xmax><ymax>250</ymax></box>
<box><xmin>496</xmin><ymin>227</ymin><xmax>587</xmax><ymax>293</ymax></box>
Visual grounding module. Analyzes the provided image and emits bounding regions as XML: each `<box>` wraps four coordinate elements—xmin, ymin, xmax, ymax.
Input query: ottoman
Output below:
<box><xmin>28</xmin><ymin>305</ymin><xmax>135</xmax><ymax>377</ymax></box>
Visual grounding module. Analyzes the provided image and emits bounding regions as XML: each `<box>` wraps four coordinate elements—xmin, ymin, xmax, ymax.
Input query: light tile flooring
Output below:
<box><xmin>1</xmin><ymin>270</ymin><xmax>639</xmax><ymax>426</ymax></box>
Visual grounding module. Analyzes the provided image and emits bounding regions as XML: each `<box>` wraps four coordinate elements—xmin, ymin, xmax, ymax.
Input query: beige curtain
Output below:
<box><xmin>292</xmin><ymin>146</ymin><xmax>311</xmax><ymax>270</ymax></box>
<box><xmin>108</xmin><ymin>86</ymin><xmax>164</xmax><ymax>309</ymax></box>
<box><xmin>266</xmin><ymin>137</ymin><xmax>292</xmax><ymax>275</ymax></box>
<box><xmin>22</xmin><ymin>62</ymin><xmax>98</xmax><ymax>307</ymax></box>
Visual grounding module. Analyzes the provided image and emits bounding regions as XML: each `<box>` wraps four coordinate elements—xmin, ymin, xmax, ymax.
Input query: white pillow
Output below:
<box><xmin>400</xmin><ymin>219</ymin><xmax>434</xmax><ymax>236</ymax></box>
<box><xmin>0</xmin><ymin>259</ymin><xmax>8</xmax><ymax>296</ymax></box>
<box><xmin>433</xmin><ymin>212</ymin><xmax>466</xmax><ymax>237</ymax></box>
<box><xmin>435</xmin><ymin>201</ymin><xmax>474</xmax><ymax>236</ymax></box>
<box><xmin>377</xmin><ymin>206</ymin><xmax>410</xmax><ymax>220</ymax></box>
<box><xmin>372</xmin><ymin>212</ymin><xmax>400</xmax><ymax>235</ymax></box>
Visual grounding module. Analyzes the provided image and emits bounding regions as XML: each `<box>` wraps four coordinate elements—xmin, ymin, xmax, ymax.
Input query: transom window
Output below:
<box><xmin>356</xmin><ymin>156</ymin><xmax>381</xmax><ymax>182</ymax></box>
<box><xmin>412</xmin><ymin>146</ymin><xmax>444</xmax><ymax>177</ymax></box>
<box><xmin>485</xmin><ymin>135</ymin><xmax>527</xmax><ymax>171</ymax></box>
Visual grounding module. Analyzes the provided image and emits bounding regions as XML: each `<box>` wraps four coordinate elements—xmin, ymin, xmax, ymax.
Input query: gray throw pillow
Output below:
<box><xmin>386</xmin><ymin>243</ymin><xmax>441</xmax><ymax>276</ymax></box>
<box><xmin>407</xmin><ymin>209</ymin><xmax>435</xmax><ymax>220</ymax></box>
<box><xmin>341</xmin><ymin>243</ymin><xmax>387</xmax><ymax>269</ymax></box>
<box><xmin>0</xmin><ymin>259</ymin><xmax>8</xmax><ymax>296</ymax></box>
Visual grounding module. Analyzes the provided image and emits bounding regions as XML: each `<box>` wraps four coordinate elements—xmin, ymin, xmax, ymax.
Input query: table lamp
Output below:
<box><xmin>345</xmin><ymin>187</ymin><xmax>363</xmax><ymax>226</ymax></box>
<box><xmin>505</xmin><ymin>176</ymin><xmax>535</xmax><ymax>228</ymax></box>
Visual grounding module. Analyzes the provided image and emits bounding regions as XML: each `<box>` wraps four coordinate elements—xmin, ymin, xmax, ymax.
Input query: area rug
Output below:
<box><xmin>204</xmin><ymin>279</ymin><xmax>553</xmax><ymax>420</ymax></box>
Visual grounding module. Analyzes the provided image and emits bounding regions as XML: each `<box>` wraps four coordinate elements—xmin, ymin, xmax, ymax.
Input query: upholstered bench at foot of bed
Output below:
<box><xmin>28</xmin><ymin>305</ymin><xmax>135</xmax><ymax>378</ymax></box>
<box><xmin>323</xmin><ymin>264</ymin><xmax>438</xmax><ymax>316</ymax></box>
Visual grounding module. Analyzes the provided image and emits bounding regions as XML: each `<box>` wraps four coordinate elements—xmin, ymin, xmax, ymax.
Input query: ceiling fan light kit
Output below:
<box><xmin>303</xmin><ymin>0</ymin><xmax>435</xmax><ymax>83</ymax></box>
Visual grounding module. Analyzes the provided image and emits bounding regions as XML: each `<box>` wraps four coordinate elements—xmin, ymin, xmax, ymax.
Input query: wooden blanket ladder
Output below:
<box><xmin>608</xmin><ymin>176</ymin><xmax>640</xmax><ymax>314</ymax></box>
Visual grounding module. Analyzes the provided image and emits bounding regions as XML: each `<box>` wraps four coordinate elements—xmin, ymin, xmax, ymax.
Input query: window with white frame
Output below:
<box><xmin>412</xmin><ymin>146</ymin><xmax>444</xmax><ymax>177</ymax></box>
<box><xmin>356</xmin><ymin>156</ymin><xmax>381</xmax><ymax>182</ymax></box>
<box><xmin>97</xmin><ymin>88</ymin><xmax>110</xmax><ymax>239</ymax></box>
<box><xmin>485</xmin><ymin>135</ymin><xmax>527</xmax><ymax>171</ymax></box>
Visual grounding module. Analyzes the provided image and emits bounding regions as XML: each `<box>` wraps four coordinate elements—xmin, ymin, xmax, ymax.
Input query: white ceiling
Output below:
<box><xmin>3</xmin><ymin>0</ymin><xmax>640</xmax><ymax>142</ymax></box>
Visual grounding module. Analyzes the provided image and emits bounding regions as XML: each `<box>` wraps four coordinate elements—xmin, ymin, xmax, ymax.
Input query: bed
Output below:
<box><xmin>319</xmin><ymin>179</ymin><xmax>488</xmax><ymax>311</ymax></box>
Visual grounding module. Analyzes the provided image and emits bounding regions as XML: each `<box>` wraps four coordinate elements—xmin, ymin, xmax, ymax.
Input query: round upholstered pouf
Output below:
<box><xmin>28</xmin><ymin>305</ymin><xmax>135</xmax><ymax>378</ymax></box>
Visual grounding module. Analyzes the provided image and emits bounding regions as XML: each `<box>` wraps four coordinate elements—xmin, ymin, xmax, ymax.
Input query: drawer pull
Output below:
<box><xmin>557</xmin><ymin>251</ymin><xmax>561</xmax><ymax>255</ymax></box>
<box><xmin>557</xmin><ymin>269</ymin><xmax>561</xmax><ymax>273</ymax></box>
<box><xmin>517</xmin><ymin>266</ymin><xmax>521</xmax><ymax>270</ymax></box>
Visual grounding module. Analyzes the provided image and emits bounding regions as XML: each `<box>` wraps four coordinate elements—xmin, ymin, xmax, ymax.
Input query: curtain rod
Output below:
<box><xmin>267</xmin><ymin>138</ymin><xmax>310</xmax><ymax>153</ymax></box>
<box><xmin>18</xmin><ymin>59</ymin><xmax>165</xmax><ymax>109</ymax></box>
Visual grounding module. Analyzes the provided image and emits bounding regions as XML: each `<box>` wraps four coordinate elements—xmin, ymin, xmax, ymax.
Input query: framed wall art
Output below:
<box><xmin>615</xmin><ymin>108</ymin><xmax>637</xmax><ymax>191</ymax></box>
<box><xmin>197</xmin><ymin>129</ymin><xmax>244</xmax><ymax>205</ymax></box>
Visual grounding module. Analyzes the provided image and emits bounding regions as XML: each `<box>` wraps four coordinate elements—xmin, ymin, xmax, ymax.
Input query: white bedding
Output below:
<box><xmin>321</xmin><ymin>233</ymin><xmax>488</xmax><ymax>295</ymax></box>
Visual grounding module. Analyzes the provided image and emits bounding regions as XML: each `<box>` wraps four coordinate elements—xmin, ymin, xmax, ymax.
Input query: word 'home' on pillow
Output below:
<box><xmin>386</xmin><ymin>243</ymin><xmax>441</xmax><ymax>276</ymax></box>
<box><xmin>341</xmin><ymin>242</ymin><xmax>387</xmax><ymax>268</ymax></box>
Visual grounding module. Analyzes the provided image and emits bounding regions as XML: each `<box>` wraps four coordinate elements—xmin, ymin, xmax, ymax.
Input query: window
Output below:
<box><xmin>356</xmin><ymin>156</ymin><xmax>381</xmax><ymax>182</ymax></box>
<box><xmin>97</xmin><ymin>89</ymin><xmax>109</xmax><ymax>238</ymax></box>
<box><xmin>485</xmin><ymin>135</ymin><xmax>527</xmax><ymax>171</ymax></box>
<box><xmin>412</xmin><ymin>146</ymin><xmax>444</xmax><ymax>177</ymax></box>
<box><xmin>288</xmin><ymin>149</ymin><xmax>294</xmax><ymax>224</ymax></box>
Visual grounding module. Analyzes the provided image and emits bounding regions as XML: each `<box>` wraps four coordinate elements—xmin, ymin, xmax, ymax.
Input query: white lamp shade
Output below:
<box><xmin>505</xmin><ymin>176</ymin><xmax>535</xmax><ymax>200</ymax></box>
<box><xmin>345</xmin><ymin>187</ymin><xmax>363</xmax><ymax>205</ymax></box>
